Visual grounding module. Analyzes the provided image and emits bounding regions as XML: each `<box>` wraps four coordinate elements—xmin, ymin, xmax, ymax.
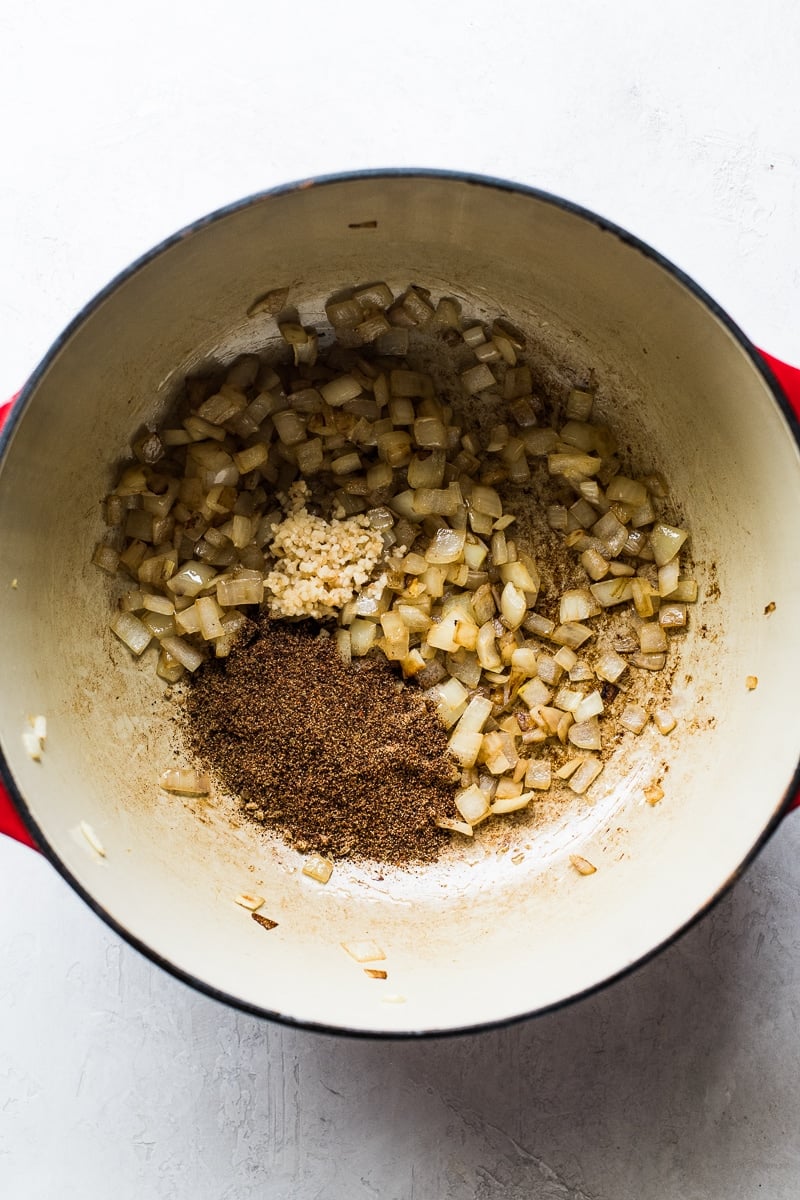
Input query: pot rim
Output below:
<box><xmin>2</xmin><ymin>167</ymin><xmax>799</xmax><ymax>1039</ymax></box>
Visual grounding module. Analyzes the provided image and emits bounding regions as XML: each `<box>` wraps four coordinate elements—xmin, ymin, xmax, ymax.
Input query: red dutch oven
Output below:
<box><xmin>0</xmin><ymin>172</ymin><xmax>799</xmax><ymax>1036</ymax></box>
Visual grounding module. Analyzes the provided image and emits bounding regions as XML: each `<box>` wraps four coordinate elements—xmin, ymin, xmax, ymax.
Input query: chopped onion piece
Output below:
<box><xmin>524</xmin><ymin>613</ymin><xmax>556</xmax><ymax>638</ymax></box>
<box><xmin>629</xmin><ymin>652</ymin><xmax>666</xmax><ymax>670</ymax></box>
<box><xmin>436</xmin><ymin>817</ymin><xmax>474</xmax><ymax>837</ymax></box>
<box><xmin>568</xmin><ymin>757</ymin><xmax>603</xmax><ymax>795</ymax></box>
<box><xmin>453</xmin><ymin>695</ymin><xmax>493</xmax><ymax>737</ymax></box>
<box><xmin>746</xmin><ymin>675</ymin><xmax>758</xmax><ymax>691</ymax></box>
<box><xmin>658</xmin><ymin>560</ymin><xmax>681</xmax><ymax>598</ymax></box>
<box><xmin>349</xmin><ymin>618</ymin><xmax>378</xmax><ymax>656</ymax></box>
<box><xmin>569</xmin><ymin>854</ymin><xmax>597</xmax><ymax>875</ymax></box>
<box><xmin>595</xmin><ymin>649</ymin><xmax>627</xmax><ymax>683</ymax></box>
<box><xmin>166</xmin><ymin>560</ymin><xmax>218</xmax><ymax>598</ymax></box>
<box><xmin>548</xmin><ymin>452</ymin><xmax>602</xmax><ymax>478</ymax></box>
<box><xmin>518</xmin><ymin>678</ymin><xmax>553</xmax><ymax>707</ymax></box>
<box><xmin>461</xmin><ymin>363</ymin><xmax>496</xmax><ymax>395</ymax></box>
<box><xmin>551</xmin><ymin>623</ymin><xmax>593</xmax><ymax>649</ymax></box>
<box><xmin>649</xmin><ymin>522</ymin><xmax>689</xmax><ymax>566</ymax></box>
<box><xmin>476</xmin><ymin>621</ymin><xmax>502</xmax><ymax>670</ymax></box>
<box><xmin>499</xmin><ymin>559</ymin><xmax>539</xmax><ymax>596</ymax></box>
<box><xmin>500</xmin><ymin>581</ymin><xmax>526</xmax><ymax>630</ymax></box>
<box><xmin>605</xmin><ymin>475</ymin><xmax>647</xmax><ymax>506</ymax></box>
<box><xmin>619</xmin><ymin>704</ymin><xmax>648</xmax><ymax>733</ymax></box>
<box><xmin>554</xmin><ymin>687</ymin><xmax>583</xmax><ymax>714</ymax></box>
<box><xmin>335</xmin><ymin>628</ymin><xmax>352</xmax><ymax>665</ymax></box>
<box><xmin>80</xmin><ymin>821</ymin><xmax>106</xmax><ymax>858</ymax></box>
<box><xmin>414</xmin><ymin>417</ymin><xmax>448</xmax><ymax>449</ymax></box>
<box><xmin>235</xmin><ymin>893</ymin><xmax>265</xmax><ymax>912</ymax></box>
<box><xmin>568</xmin><ymin>717</ymin><xmax>602</xmax><ymax>750</ymax></box>
<box><xmin>653</xmin><ymin>707</ymin><xmax>677</xmax><ymax>735</ymax></box>
<box><xmin>157</xmin><ymin>648</ymin><xmax>185</xmax><ymax>682</ymax></box>
<box><xmin>525</xmin><ymin>759</ymin><xmax>552</xmax><ymax>790</ymax></box>
<box><xmin>455</xmin><ymin>783</ymin><xmax>491</xmax><ymax>824</ymax></box>
<box><xmin>320</xmin><ymin>375</ymin><xmax>362</xmax><ymax>407</ymax></box>
<box><xmin>426</xmin><ymin>676</ymin><xmax>469</xmax><ymax>728</ymax></box>
<box><xmin>481</xmin><ymin>730</ymin><xmax>518</xmax><ymax>775</ymax></box>
<box><xmin>426</xmin><ymin>611</ymin><xmax>461</xmax><ymax>654</ymax></box>
<box><xmin>159</xmin><ymin>767</ymin><xmax>210</xmax><ymax>795</ymax></box>
<box><xmin>302</xmin><ymin>855</ymin><xmax>333</xmax><ymax>884</ymax></box>
<box><xmin>589</xmin><ymin>578</ymin><xmax>634</xmax><ymax>607</ymax></box>
<box><xmin>424</xmin><ymin>527</ymin><xmax>466</xmax><ymax>565</ymax></box>
<box><xmin>631</xmin><ymin>577</ymin><xmax>656</xmax><ymax>619</ymax></box>
<box><xmin>511</xmin><ymin>647</ymin><xmax>539</xmax><ymax>677</ymax></box>
<box><xmin>659</xmin><ymin>602</ymin><xmax>687</xmax><ymax>629</ymax></box>
<box><xmin>110</xmin><ymin>611</ymin><xmax>152</xmax><ymax>656</ymax></box>
<box><xmin>537</xmin><ymin>655</ymin><xmax>563</xmax><ymax>686</ymax></box>
<box><xmin>639</xmin><ymin>623</ymin><xmax>668</xmax><ymax>654</ymax></box>
<box><xmin>559</xmin><ymin>589</ymin><xmax>601</xmax><ymax>623</ymax></box>
<box><xmin>448</xmin><ymin>728</ymin><xmax>483</xmax><ymax>769</ymax></box>
<box><xmin>462</xmin><ymin>324</ymin><xmax>486</xmax><ymax>347</ymax></box>
<box><xmin>341</xmin><ymin>940</ymin><xmax>386</xmax><ymax>963</ymax></box>
<box><xmin>581</xmin><ymin>547</ymin><xmax>610</xmax><ymax>581</ymax></box>
<box><xmin>565</xmin><ymin>388</ymin><xmax>594</xmax><ymax>421</ymax></box>
<box><xmin>196</xmin><ymin>595</ymin><xmax>225</xmax><ymax>641</ymax></box>
<box><xmin>469</xmin><ymin>484</ymin><xmax>503</xmax><ymax>518</ymax></box>
<box><xmin>574</xmin><ymin>690</ymin><xmax>604</xmax><ymax>723</ymax></box>
<box><xmin>491</xmin><ymin>790</ymin><xmax>534</xmax><ymax>815</ymax></box>
<box><xmin>490</xmin><ymin>530</ymin><xmax>508</xmax><ymax>565</ymax></box>
<box><xmin>160</xmin><ymin>635</ymin><xmax>204</xmax><ymax>672</ymax></box>
<box><xmin>555</xmin><ymin>756</ymin><xmax>584</xmax><ymax>780</ymax></box>
<box><xmin>591</xmin><ymin>512</ymin><xmax>628</xmax><ymax>557</ymax></box>
<box><xmin>412</xmin><ymin>484</ymin><xmax>462</xmax><ymax>516</ymax></box>
<box><xmin>671</xmin><ymin>579</ymin><xmax>699</xmax><ymax>603</ymax></box>
<box><xmin>644</xmin><ymin>782</ymin><xmax>664</xmax><ymax>806</ymax></box>
<box><xmin>92</xmin><ymin>543</ymin><xmax>120</xmax><ymax>575</ymax></box>
<box><xmin>22</xmin><ymin>728</ymin><xmax>42</xmax><ymax>761</ymax></box>
<box><xmin>217</xmin><ymin>575</ymin><xmax>264</xmax><ymax>607</ymax></box>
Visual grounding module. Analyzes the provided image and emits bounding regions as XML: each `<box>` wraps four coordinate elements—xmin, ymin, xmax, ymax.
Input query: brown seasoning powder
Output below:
<box><xmin>183</xmin><ymin>618</ymin><xmax>460</xmax><ymax>864</ymax></box>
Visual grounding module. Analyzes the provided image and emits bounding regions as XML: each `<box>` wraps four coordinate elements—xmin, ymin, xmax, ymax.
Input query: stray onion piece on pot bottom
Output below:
<box><xmin>95</xmin><ymin>281</ymin><xmax>697</xmax><ymax>840</ymax></box>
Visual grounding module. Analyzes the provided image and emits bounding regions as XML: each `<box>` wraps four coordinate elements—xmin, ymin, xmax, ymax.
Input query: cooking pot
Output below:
<box><xmin>1</xmin><ymin>171</ymin><xmax>799</xmax><ymax>1037</ymax></box>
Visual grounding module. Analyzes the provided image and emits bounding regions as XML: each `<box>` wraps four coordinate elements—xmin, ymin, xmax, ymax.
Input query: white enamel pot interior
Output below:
<box><xmin>1</xmin><ymin>172</ymin><xmax>799</xmax><ymax>1037</ymax></box>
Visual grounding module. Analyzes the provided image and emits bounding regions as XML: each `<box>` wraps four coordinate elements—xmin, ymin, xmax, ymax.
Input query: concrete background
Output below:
<box><xmin>1</xmin><ymin>2</ymin><xmax>799</xmax><ymax>1197</ymax></box>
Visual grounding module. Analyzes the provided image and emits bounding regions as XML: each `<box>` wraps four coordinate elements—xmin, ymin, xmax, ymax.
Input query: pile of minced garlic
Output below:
<box><xmin>265</xmin><ymin>483</ymin><xmax>384</xmax><ymax>619</ymax></box>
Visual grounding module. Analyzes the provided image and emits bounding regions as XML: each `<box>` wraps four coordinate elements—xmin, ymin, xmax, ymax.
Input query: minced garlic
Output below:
<box><xmin>264</xmin><ymin>483</ymin><xmax>383</xmax><ymax>619</ymax></box>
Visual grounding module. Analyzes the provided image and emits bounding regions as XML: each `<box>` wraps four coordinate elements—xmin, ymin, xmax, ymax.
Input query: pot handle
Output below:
<box><xmin>0</xmin><ymin>397</ymin><xmax>37</xmax><ymax>847</ymax></box>
<box><xmin>2</xmin><ymin>354</ymin><xmax>800</xmax><ymax>844</ymax></box>
<box><xmin>757</xmin><ymin>352</ymin><xmax>800</xmax><ymax>814</ymax></box>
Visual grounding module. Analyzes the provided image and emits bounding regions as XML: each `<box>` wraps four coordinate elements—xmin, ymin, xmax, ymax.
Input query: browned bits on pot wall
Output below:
<box><xmin>183</xmin><ymin>617</ymin><xmax>460</xmax><ymax>864</ymax></box>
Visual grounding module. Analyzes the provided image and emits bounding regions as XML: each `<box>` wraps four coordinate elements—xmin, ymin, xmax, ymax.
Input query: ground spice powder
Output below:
<box><xmin>182</xmin><ymin>618</ymin><xmax>460</xmax><ymax>864</ymax></box>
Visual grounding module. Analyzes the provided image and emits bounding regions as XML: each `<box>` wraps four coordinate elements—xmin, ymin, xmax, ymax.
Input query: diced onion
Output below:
<box><xmin>455</xmin><ymin>784</ymin><xmax>491</xmax><ymax>824</ymax></box>
<box><xmin>491</xmin><ymin>790</ymin><xmax>534</xmax><ymax>814</ymax></box>
<box><xmin>110</xmin><ymin>611</ymin><xmax>152</xmax><ymax>656</ymax></box>
<box><xmin>653</xmin><ymin>707</ymin><xmax>677</xmax><ymax>735</ymax></box>
<box><xmin>447</xmin><ymin>729</ymin><xmax>483</xmax><ymax>768</ymax></box>
<box><xmin>302</xmin><ymin>855</ymin><xmax>334</xmax><ymax>884</ymax></box>
<box><xmin>159</xmin><ymin>767</ymin><xmax>210</xmax><ymax>795</ymax></box>
<box><xmin>619</xmin><ymin>704</ymin><xmax>648</xmax><ymax>733</ymax></box>
<box><xmin>320</xmin><ymin>375</ymin><xmax>362</xmax><ymax>407</ymax></box>
<box><xmin>649</xmin><ymin>522</ymin><xmax>689</xmax><ymax>567</ymax></box>
<box><xmin>160</xmin><ymin>635</ymin><xmax>205</xmax><ymax>672</ymax></box>
<box><xmin>341</xmin><ymin>939</ymin><xmax>386</xmax><ymax>963</ymax></box>
<box><xmin>568</xmin><ymin>757</ymin><xmax>603</xmax><ymax>795</ymax></box>
<box><xmin>569</xmin><ymin>854</ymin><xmax>597</xmax><ymax>875</ymax></box>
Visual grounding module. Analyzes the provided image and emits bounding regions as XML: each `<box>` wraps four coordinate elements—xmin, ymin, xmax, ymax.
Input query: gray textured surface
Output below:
<box><xmin>2</xmin><ymin>826</ymin><xmax>800</xmax><ymax>1199</ymax></box>
<box><xmin>2</xmin><ymin>2</ymin><xmax>800</xmax><ymax>1196</ymax></box>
